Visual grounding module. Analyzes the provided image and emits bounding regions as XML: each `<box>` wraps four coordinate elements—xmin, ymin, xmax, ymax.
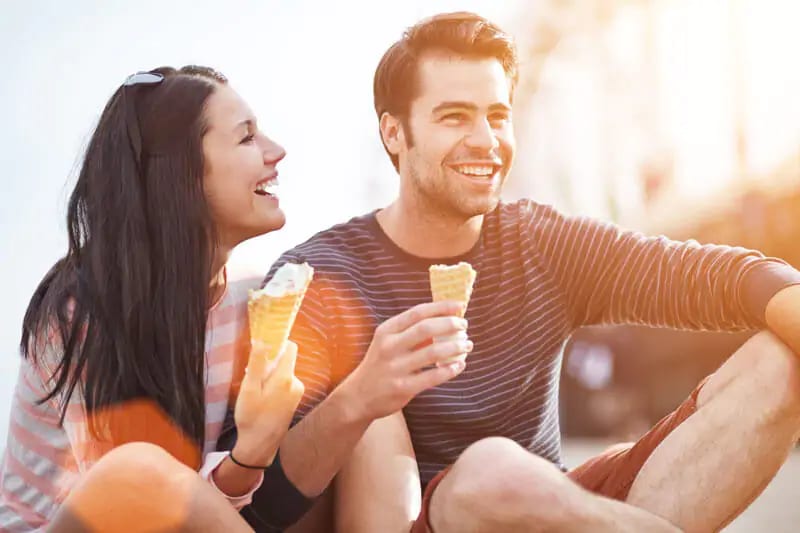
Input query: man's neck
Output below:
<box><xmin>376</xmin><ymin>197</ymin><xmax>483</xmax><ymax>259</ymax></box>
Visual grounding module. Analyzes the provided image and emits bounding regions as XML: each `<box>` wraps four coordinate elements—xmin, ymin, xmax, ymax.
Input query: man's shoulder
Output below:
<box><xmin>493</xmin><ymin>198</ymin><xmax>566</xmax><ymax>227</ymax></box>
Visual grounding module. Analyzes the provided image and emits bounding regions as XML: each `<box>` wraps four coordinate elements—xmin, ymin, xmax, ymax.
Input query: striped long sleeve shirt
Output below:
<box><xmin>265</xmin><ymin>199</ymin><xmax>800</xmax><ymax>484</ymax></box>
<box><xmin>0</xmin><ymin>271</ymin><xmax>261</xmax><ymax>532</ymax></box>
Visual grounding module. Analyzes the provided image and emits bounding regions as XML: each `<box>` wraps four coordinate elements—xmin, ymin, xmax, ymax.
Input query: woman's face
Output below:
<box><xmin>202</xmin><ymin>83</ymin><xmax>286</xmax><ymax>248</ymax></box>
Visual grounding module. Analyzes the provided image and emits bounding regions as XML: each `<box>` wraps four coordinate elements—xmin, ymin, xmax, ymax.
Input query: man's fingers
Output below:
<box><xmin>402</xmin><ymin>336</ymin><xmax>473</xmax><ymax>372</ymax></box>
<box><xmin>396</xmin><ymin>316</ymin><xmax>468</xmax><ymax>352</ymax></box>
<box><xmin>380</xmin><ymin>301</ymin><xmax>464</xmax><ymax>335</ymax></box>
<box><xmin>405</xmin><ymin>360</ymin><xmax>466</xmax><ymax>395</ymax></box>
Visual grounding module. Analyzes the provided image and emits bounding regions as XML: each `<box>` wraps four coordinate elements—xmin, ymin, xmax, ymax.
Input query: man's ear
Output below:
<box><xmin>379</xmin><ymin>112</ymin><xmax>406</xmax><ymax>155</ymax></box>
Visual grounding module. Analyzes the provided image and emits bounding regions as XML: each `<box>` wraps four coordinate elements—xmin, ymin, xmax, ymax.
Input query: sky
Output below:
<box><xmin>0</xmin><ymin>0</ymin><xmax>525</xmax><ymax>444</ymax></box>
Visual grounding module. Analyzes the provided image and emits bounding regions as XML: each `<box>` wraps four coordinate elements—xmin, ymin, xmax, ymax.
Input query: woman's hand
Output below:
<box><xmin>232</xmin><ymin>340</ymin><xmax>305</xmax><ymax>467</ymax></box>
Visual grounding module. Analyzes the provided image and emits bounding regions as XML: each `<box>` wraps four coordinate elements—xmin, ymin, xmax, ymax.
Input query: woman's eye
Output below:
<box><xmin>240</xmin><ymin>134</ymin><xmax>256</xmax><ymax>144</ymax></box>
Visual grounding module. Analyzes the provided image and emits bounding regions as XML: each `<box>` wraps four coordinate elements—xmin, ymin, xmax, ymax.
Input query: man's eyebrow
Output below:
<box><xmin>431</xmin><ymin>102</ymin><xmax>511</xmax><ymax>113</ymax></box>
<box><xmin>432</xmin><ymin>101</ymin><xmax>479</xmax><ymax>113</ymax></box>
<box><xmin>488</xmin><ymin>103</ymin><xmax>512</xmax><ymax>113</ymax></box>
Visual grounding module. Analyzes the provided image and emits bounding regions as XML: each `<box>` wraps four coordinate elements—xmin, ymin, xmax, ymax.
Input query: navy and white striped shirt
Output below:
<box><xmin>266</xmin><ymin>199</ymin><xmax>795</xmax><ymax>483</ymax></box>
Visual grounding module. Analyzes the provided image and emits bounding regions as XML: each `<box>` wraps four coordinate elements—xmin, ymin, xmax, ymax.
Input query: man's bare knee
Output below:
<box><xmin>433</xmin><ymin>437</ymin><xmax>581</xmax><ymax>530</ymax></box>
<box><xmin>722</xmin><ymin>332</ymin><xmax>800</xmax><ymax>422</ymax></box>
<box><xmin>750</xmin><ymin>332</ymin><xmax>800</xmax><ymax>419</ymax></box>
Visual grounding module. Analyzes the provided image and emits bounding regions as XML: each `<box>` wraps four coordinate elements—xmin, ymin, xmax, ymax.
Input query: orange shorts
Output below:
<box><xmin>411</xmin><ymin>376</ymin><xmax>709</xmax><ymax>533</ymax></box>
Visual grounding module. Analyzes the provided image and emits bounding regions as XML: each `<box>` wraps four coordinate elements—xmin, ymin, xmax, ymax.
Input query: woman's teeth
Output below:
<box><xmin>254</xmin><ymin>179</ymin><xmax>279</xmax><ymax>196</ymax></box>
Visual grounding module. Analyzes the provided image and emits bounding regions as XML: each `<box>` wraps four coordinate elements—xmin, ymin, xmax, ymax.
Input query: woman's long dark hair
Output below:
<box><xmin>21</xmin><ymin>66</ymin><xmax>228</xmax><ymax>457</ymax></box>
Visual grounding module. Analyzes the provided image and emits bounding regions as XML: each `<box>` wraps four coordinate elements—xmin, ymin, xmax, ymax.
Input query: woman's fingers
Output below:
<box><xmin>242</xmin><ymin>341</ymin><xmax>269</xmax><ymax>393</ymax></box>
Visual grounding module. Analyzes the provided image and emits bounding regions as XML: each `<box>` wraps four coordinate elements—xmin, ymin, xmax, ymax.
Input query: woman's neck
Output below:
<box><xmin>209</xmin><ymin>247</ymin><xmax>231</xmax><ymax>306</ymax></box>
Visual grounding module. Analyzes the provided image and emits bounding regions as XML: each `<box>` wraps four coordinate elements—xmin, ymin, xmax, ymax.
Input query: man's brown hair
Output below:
<box><xmin>373</xmin><ymin>12</ymin><xmax>518</xmax><ymax>170</ymax></box>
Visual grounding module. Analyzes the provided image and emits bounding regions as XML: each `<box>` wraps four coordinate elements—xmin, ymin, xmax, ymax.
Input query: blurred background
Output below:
<box><xmin>1</xmin><ymin>0</ymin><xmax>798</xmax><ymax>530</ymax></box>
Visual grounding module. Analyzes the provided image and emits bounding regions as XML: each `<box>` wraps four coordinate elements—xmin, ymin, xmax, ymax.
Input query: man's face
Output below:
<box><xmin>394</xmin><ymin>54</ymin><xmax>516</xmax><ymax>219</ymax></box>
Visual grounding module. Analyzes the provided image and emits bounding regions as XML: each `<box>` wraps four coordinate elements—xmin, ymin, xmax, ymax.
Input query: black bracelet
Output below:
<box><xmin>229</xmin><ymin>450</ymin><xmax>271</xmax><ymax>470</ymax></box>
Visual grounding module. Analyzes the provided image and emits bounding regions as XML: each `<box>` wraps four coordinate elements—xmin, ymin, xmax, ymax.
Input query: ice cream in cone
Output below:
<box><xmin>429</xmin><ymin>262</ymin><xmax>477</xmax><ymax>363</ymax></box>
<box><xmin>248</xmin><ymin>262</ymin><xmax>314</xmax><ymax>361</ymax></box>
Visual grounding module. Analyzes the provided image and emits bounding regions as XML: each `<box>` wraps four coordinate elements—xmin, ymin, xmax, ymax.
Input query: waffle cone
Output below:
<box><xmin>429</xmin><ymin>262</ymin><xmax>477</xmax><ymax>318</ymax></box>
<box><xmin>248</xmin><ymin>265</ymin><xmax>313</xmax><ymax>361</ymax></box>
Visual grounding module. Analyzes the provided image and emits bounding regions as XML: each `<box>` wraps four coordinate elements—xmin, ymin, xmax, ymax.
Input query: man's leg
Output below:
<box><xmin>49</xmin><ymin>442</ymin><xmax>253</xmax><ymax>532</ymax></box>
<box><xmin>627</xmin><ymin>331</ymin><xmax>800</xmax><ymax>531</ymax></box>
<box><xmin>425</xmin><ymin>437</ymin><xmax>681</xmax><ymax>533</ymax></box>
<box><xmin>421</xmin><ymin>331</ymin><xmax>800</xmax><ymax>532</ymax></box>
<box><xmin>335</xmin><ymin>412</ymin><xmax>421</xmax><ymax>533</ymax></box>
<box><xmin>283</xmin><ymin>488</ymin><xmax>333</xmax><ymax>533</ymax></box>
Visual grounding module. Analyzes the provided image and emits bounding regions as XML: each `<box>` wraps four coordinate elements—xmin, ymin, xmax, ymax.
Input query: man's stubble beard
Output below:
<box><xmin>409</xmin><ymin>164</ymin><xmax>502</xmax><ymax>221</ymax></box>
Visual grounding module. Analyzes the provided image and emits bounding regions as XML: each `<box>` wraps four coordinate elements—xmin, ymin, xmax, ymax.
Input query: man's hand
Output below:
<box><xmin>339</xmin><ymin>300</ymin><xmax>472</xmax><ymax>422</ymax></box>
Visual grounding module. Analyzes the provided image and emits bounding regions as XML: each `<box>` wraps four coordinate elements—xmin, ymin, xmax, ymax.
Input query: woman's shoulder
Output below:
<box><xmin>214</xmin><ymin>261</ymin><xmax>265</xmax><ymax>313</ymax></box>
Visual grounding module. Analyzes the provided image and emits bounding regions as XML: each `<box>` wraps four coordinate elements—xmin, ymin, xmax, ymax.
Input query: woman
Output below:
<box><xmin>0</xmin><ymin>66</ymin><xmax>303</xmax><ymax>532</ymax></box>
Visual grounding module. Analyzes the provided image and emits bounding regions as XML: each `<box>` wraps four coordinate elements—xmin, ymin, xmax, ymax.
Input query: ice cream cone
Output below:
<box><xmin>429</xmin><ymin>261</ymin><xmax>477</xmax><ymax>318</ymax></box>
<box><xmin>248</xmin><ymin>262</ymin><xmax>314</xmax><ymax>361</ymax></box>
<box><xmin>429</xmin><ymin>262</ymin><xmax>476</xmax><ymax>364</ymax></box>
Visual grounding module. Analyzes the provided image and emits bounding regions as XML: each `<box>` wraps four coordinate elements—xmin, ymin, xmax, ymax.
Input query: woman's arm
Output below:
<box><xmin>210</xmin><ymin>341</ymin><xmax>304</xmax><ymax>503</ymax></box>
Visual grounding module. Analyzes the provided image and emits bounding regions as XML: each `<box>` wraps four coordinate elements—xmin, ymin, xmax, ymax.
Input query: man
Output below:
<box><xmin>240</xmin><ymin>12</ymin><xmax>800</xmax><ymax>532</ymax></box>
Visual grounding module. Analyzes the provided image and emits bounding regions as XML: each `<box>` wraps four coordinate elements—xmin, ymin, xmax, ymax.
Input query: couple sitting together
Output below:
<box><xmin>3</xmin><ymin>11</ymin><xmax>800</xmax><ymax>533</ymax></box>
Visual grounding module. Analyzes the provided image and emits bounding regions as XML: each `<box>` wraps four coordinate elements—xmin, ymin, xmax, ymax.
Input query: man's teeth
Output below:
<box><xmin>255</xmin><ymin>179</ymin><xmax>279</xmax><ymax>195</ymax></box>
<box><xmin>453</xmin><ymin>165</ymin><xmax>496</xmax><ymax>177</ymax></box>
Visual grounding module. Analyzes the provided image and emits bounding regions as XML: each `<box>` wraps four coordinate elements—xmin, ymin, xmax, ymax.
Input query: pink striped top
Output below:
<box><xmin>0</xmin><ymin>269</ymin><xmax>262</xmax><ymax>532</ymax></box>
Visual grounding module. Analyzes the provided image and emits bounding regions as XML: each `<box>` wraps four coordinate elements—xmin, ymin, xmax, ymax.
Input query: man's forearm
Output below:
<box><xmin>280</xmin><ymin>386</ymin><xmax>373</xmax><ymax>497</ymax></box>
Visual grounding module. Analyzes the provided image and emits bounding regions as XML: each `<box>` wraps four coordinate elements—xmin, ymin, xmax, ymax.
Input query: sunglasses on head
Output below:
<box><xmin>122</xmin><ymin>71</ymin><xmax>165</xmax><ymax>171</ymax></box>
<box><xmin>124</xmin><ymin>72</ymin><xmax>164</xmax><ymax>87</ymax></box>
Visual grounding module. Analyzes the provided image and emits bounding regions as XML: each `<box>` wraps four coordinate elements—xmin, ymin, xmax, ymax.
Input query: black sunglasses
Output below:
<box><xmin>122</xmin><ymin>72</ymin><xmax>165</xmax><ymax>171</ymax></box>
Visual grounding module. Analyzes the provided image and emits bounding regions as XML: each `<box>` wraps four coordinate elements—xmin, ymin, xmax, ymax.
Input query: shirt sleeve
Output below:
<box><xmin>31</xmin><ymin>325</ymin><xmax>266</xmax><ymax>510</ymax></box>
<box><xmin>520</xmin><ymin>200</ymin><xmax>800</xmax><ymax>331</ymax></box>
<box><xmin>29</xmin><ymin>326</ymin><xmax>112</xmax><ymax>474</ymax></box>
<box><xmin>199</xmin><ymin>451</ymin><xmax>264</xmax><ymax>509</ymax></box>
